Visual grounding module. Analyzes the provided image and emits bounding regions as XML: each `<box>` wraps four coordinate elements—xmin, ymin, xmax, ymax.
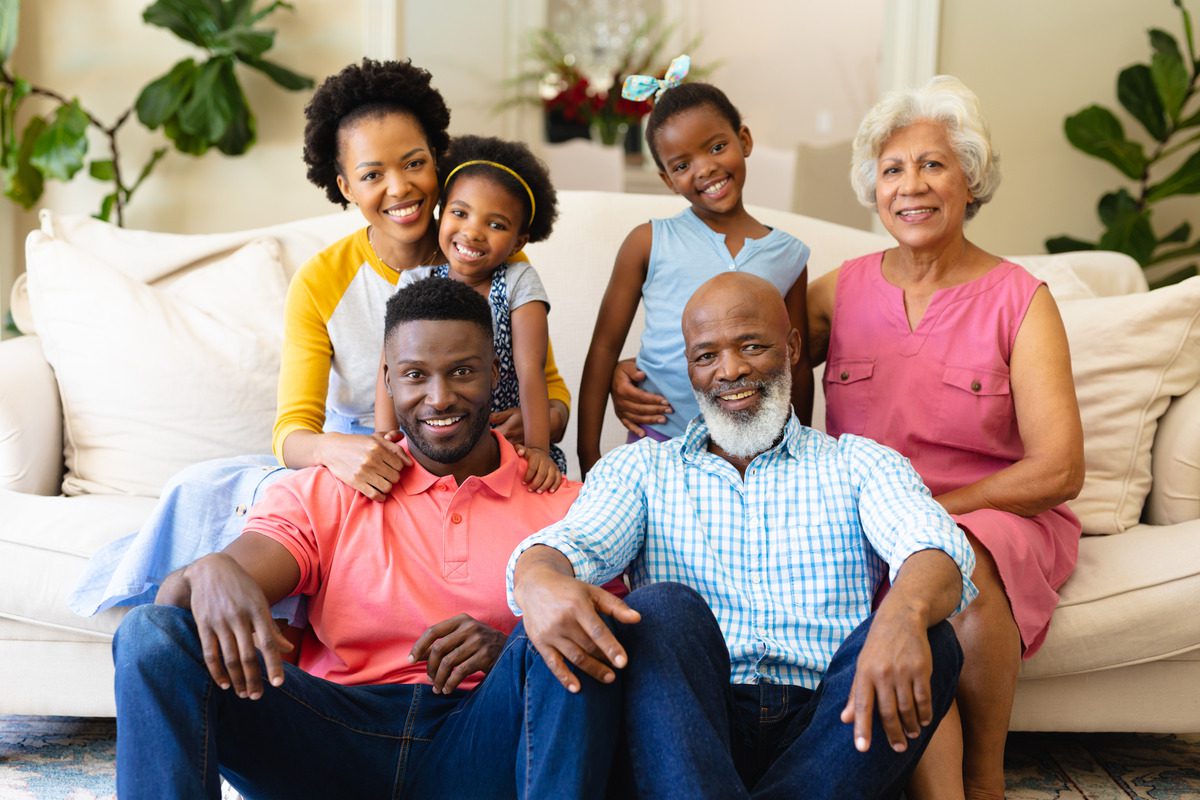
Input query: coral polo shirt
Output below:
<box><xmin>244</xmin><ymin>432</ymin><xmax>579</xmax><ymax>689</ymax></box>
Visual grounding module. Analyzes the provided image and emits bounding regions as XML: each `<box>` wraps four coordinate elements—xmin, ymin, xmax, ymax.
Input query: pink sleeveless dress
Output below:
<box><xmin>824</xmin><ymin>252</ymin><xmax>1080</xmax><ymax>657</ymax></box>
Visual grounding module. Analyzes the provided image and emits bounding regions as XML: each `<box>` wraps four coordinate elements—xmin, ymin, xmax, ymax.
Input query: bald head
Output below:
<box><xmin>682</xmin><ymin>272</ymin><xmax>793</xmax><ymax>355</ymax></box>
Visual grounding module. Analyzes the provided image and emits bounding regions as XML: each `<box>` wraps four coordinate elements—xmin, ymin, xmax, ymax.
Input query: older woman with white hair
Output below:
<box><xmin>808</xmin><ymin>76</ymin><xmax>1085</xmax><ymax>799</ymax></box>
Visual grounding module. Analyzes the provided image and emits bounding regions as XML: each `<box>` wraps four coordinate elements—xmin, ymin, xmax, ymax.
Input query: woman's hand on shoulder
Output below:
<box><xmin>318</xmin><ymin>431</ymin><xmax>413</xmax><ymax>501</ymax></box>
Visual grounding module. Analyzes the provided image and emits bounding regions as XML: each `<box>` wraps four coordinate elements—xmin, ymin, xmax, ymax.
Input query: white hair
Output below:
<box><xmin>694</xmin><ymin>369</ymin><xmax>792</xmax><ymax>459</ymax></box>
<box><xmin>850</xmin><ymin>75</ymin><xmax>1000</xmax><ymax>221</ymax></box>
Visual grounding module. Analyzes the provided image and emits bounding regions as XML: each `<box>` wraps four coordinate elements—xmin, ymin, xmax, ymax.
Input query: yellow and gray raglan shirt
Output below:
<box><xmin>271</xmin><ymin>227</ymin><xmax>570</xmax><ymax>462</ymax></box>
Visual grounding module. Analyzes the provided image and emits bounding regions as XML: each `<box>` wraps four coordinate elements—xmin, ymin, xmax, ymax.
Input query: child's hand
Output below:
<box><xmin>516</xmin><ymin>445</ymin><xmax>562</xmax><ymax>493</ymax></box>
<box><xmin>611</xmin><ymin>358</ymin><xmax>672</xmax><ymax>435</ymax></box>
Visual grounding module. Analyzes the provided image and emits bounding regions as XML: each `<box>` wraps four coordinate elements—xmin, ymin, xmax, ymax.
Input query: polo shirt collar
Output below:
<box><xmin>397</xmin><ymin>430</ymin><xmax>521</xmax><ymax>498</ymax></box>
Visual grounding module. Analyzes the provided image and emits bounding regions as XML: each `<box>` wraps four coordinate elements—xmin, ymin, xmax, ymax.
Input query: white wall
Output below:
<box><xmin>938</xmin><ymin>0</ymin><xmax>1200</xmax><ymax>258</ymax></box>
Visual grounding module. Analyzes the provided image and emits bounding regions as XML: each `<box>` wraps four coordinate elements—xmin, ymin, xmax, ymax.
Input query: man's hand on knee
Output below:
<box><xmin>840</xmin><ymin>604</ymin><xmax>933</xmax><ymax>754</ymax></box>
<box><xmin>513</xmin><ymin>547</ymin><xmax>640</xmax><ymax>693</ymax></box>
<box><xmin>176</xmin><ymin>553</ymin><xmax>294</xmax><ymax>701</ymax></box>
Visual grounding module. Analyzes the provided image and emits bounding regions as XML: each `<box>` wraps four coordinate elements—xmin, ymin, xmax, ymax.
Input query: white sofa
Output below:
<box><xmin>2</xmin><ymin>191</ymin><xmax>1198</xmax><ymax>732</ymax></box>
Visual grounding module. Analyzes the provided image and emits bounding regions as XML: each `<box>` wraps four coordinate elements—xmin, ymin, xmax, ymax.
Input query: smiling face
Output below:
<box><xmin>874</xmin><ymin>119</ymin><xmax>973</xmax><ymax>253</ymax></box>
<box><xmin>654</xmin><ymin>104</ymin><xmax>753</xmax><ymax>221</ymax></box>
<box><xmin>682</xmin><ymin>273</ymin><xmax>800</xmax><ymax>462</ymax></box>
<box><xmin>383</xmin><ymin>318</ymin><xmax>498</xmax><ymax>477</ymax></box>
<box><xmin>438</xmin><ymin>174</ymin><xmax>530</xmax><ymax>289</ymax></box>
<box><xmin>335</xmin><ymin>111</ymin><xmax>440</xmax><ymax>269</ymax></box>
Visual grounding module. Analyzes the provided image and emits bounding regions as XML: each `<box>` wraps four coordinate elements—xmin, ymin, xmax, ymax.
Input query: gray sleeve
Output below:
<box><xmin>505</xmin><ymin>262</ymin><xmax>550</xmax><ymax>313</ymax></box>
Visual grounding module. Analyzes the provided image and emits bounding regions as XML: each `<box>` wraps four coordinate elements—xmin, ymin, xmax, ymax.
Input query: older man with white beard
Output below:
<box><xmin>508</xmin><ymin>272</ymin><xmax>978</xmax><ymax>799</ymax></box>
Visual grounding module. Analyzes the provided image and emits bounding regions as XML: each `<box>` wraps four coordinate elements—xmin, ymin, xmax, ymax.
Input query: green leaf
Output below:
<box><xmin>213</xmin><ymin>59</ymin><xmax>255</xmax><ymax>155</ymax></box>
<box><xmin>1151</xmin><ymin>49</ymin><xmax>1191</xmax><ymax>122</ymax></box>
<box><xmin>93</xmin><ymin>192</ymin><xmax>117</xmax><ymax>223</ymax></box>
<box><xmin>1064</xmin><ymin>105</ymin><xmax>1148</xmax><ymax>179</ymax></box>
<box><xmin>222</xmin><ymin>0</ymin><xmax>254</xmax><ymax>27</ymax></box>
<box><xmin>0</xmin><ymin>0</ymin><xmax>19</xmax><ymax>64</ymax></box>
<box><xmin>1118</xmin><ymin>65</ymin><xmax>1168</xmax><ymax>141</ymax></box>
<box><xmin>1160</xmin><ymin>220</ymin><xmax>1192</xmax><ymax>244</ymax></box>
<box><xmin>1097</xmin><ymin>207</ymin><xmax>1157</xmax><ymax>265</ymax></box>
<box><xmin>135</xmin><ymin>58</ymin><xmax>198</xmax><ymax>129</ymax></box>
<box><xmin>142</xmin><ymin>0</ymin><xmax>220</xmax><ymax>49</ymax></box>
<box><xmin>1148</xmin><ymin>236</ymin><xmax>1200</xmax><ymax>264</ymax></box>
<box><xmin>1097</xmin><ymin>189</ymin><xmax>1138</xmax><ymax>227</ymax></box>
<box><xmin>1149</xmin><ymin>263</ymin><xmax>1198</xmax><ymax>289</ymax></box>
<box><xmin>1150</xmin><ymin>28</ymin><xmax>1184</xmax><ymax>60</ymax></box>
<box><xmin>88</xmin><ymin>158</ymin><xmax>114</xmax><ymax>181</ymax></box>
<box><xmin>247</xmin><ymin>1</ymin><xmax>293</xmax><ymax>26</ymax></box>
<box><xmin>1045</xmin><ymin>235</ymin><xmax>1097</xmax><ymax>253</ymax></box>
<box><xmin>235</xmin><ymin>53</ymin><xmax>313</xmax><ymax>90</ymax></box>
<box><xmin>214</xmin><ymin>26</ymin><xmax>274</xmax><ymax>58</ymax></box>
<box><xmin>163</xmin><ymin>116</ymin><xmax>210</xmax><ymax>156</ymax></box>
<box><xmin>29</xmin><ymin>100</ymin><xmax>89</xmax><ymax>181</ymax></box>
<box><xmin>1147</xmin><ymin>147</ymin><xmax>1200</xmax><ymax>201</ymax></box>
<box><xmin>3</xmin><ymin>114</ymin><xmax>45</xmax><ymax>208</ymax></box>
<box><xmin>177</xmin><ymin>58</ymin><xmax>232</xmax><ymax>142</ymax></box>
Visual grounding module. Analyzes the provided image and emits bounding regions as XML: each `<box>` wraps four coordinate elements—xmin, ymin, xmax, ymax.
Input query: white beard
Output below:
<box><xmin>693</xmin><ymin>369</ymin><xmax>792</xmax><ymax>459</ymax></box>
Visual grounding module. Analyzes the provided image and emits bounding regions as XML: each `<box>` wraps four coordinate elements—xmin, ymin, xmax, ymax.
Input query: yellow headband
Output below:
<box><xmin>443</xmin><ymin>160</ymin><xmax>536</xmax><ymax>226</ymax></box>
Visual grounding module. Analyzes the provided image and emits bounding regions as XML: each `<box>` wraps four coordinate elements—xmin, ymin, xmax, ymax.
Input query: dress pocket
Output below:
<box><xmin>936</xmin><ymin>364</ymin><xmax>1017</xmax><ymax>453</ymax></box>
<box><xmin>822</xmin><ymin>358</ymin><xmax>875</xmax><ymax>435</ymax></box>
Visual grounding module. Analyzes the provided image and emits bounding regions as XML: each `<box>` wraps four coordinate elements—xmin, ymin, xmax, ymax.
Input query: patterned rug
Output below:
<box><xmin>1</xmin><ymin>715</ymin><xmax>1198</xmax><ymax>798</ymax></box>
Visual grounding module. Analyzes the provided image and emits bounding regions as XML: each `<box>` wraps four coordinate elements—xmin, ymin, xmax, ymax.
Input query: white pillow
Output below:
<box><xmin>1060</xmin><ymin>277</ymin><xmax>1200</xmax><ymax>533</ymax></box>
<box><xmin>24</xmin><ymin>234</ymin><xmax>288</xmax><ymax>496</ymax></box>
<box><xmin>1008</xmin><ymin>254</ymin><xmax>1096</xmax><ymax>301</ymax></box>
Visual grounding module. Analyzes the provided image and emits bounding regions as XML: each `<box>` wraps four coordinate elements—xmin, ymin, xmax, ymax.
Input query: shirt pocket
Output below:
<box><xmin>782</xmin><ymin>526</ymin><xmax>869</xmax><ymax>615</ymax></box>
<box><xmin>936</xmin><ymin>364</ymin><xmax>1017</xmax><ymax>453</ymax></box>
<box><xmin>822</xmin><ymin>358</ymin><xmax>875</xmax><ymax>435</ymax></box>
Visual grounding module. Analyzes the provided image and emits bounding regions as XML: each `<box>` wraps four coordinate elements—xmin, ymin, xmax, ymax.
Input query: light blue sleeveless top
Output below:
<box><xmin>638</xmin><ymin>207</ymin><xmax>810</xmax><ymax>437</ymax></box>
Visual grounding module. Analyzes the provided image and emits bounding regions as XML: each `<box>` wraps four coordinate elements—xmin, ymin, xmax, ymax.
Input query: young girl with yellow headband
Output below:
<box><xmin>375</xmin><ymin>135</ymin><xmax>566</xmax><ymax>491</ymax></box>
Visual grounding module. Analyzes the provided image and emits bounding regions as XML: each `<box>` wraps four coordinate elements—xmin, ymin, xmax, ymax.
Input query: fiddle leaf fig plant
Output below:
<box><xmin>1047</xmin><ymin>0</ymin><xmax>1200</xmax><ymax>288</ymax></box>
<box><xmin>0</xmin><ymin>0</ymin><xmax>312</xmax><ymax>226</ymax></box>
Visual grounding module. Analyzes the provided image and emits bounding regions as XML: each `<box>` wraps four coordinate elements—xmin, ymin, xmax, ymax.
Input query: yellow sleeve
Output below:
<box><xmin>272</xmin><ymin>230</ymin><xmax>368</xmax><ymax>462</ymax></box>
<box><xmin>544</xmin><ymin>338</ymin><xmax>571</xmax><ymax>407</ymax></box>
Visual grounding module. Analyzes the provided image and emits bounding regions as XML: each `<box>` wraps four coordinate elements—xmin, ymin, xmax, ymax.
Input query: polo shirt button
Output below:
<box><xmin>450</xmin><ymin>513</ymin><xmax>463</xmax><ymax>524</ymax></box>
<box><xmin>840</xmin><ymin>370</ymin><xmax>849</xmax><ymax>381</ymax></box>
<box><xmin>439</xmin><ymin>484</ymin><xmax>451</xmax><ymax>491</ymax></box>
<box><xmin>234</xmin><ymin>504</ymin><xmax>247</xmax><ymax>516</ymax></box>
<box><xmin>971</xmin><ymin>380</ymin><xmax>982</xmax><ymax>392</ymax></box>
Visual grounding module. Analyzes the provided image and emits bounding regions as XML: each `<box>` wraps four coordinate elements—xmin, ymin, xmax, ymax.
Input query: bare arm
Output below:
<box><xmin>784</xmin><ymin>272</ymin><xmax>814</xmax><ymax>426</ymax></box>
<box><xmin>511</xmin><ymin>301</ymin><xmax>561</xmax><ymax>492</ymax></box>
<box><xmin>935</xmin><ymin>286</ymin><xmax>1084</xmax><ymax>516</ymax></box>
<box><xmin>806</xmin><ymin>266</ymin><xmax>840</xmax><ymax>368</ymax></box>
<box><xmin>577</xmin><ymin>224</ymin><xmax>652</xmax><ymax>475</ymax></box>
<box><xmin>841</xmin><ymin>547</ymin><xmax>964</xmax><ymax>752</ymax></box>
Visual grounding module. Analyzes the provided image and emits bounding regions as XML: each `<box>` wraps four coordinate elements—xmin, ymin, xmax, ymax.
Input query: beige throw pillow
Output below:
<box><xmin>1060</xmin><ymin>277</ymin><xmax>1200</xmax><ymax>533</ymax></box>
<box><xmin>24</xmin><ymin>234</ymin><xmax>288</xmax><ymax>496</ymax></box>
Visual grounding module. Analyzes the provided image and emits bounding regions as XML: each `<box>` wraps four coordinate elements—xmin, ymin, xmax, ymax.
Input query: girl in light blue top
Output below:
<box><xmin>577</xmin><ymin>69</ymin><xmax>811</xmax><ymax>475</ymax></box>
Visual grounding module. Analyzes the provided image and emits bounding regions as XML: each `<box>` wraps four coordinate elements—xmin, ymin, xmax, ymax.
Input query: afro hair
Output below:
<box><xmin>440</xmin><ymin>135</ymin><xmax>558</xmax><ymax>243</ymax></box>
<box><xmin>303</xmin><ymin>58</ymin><xmax>451</xmax><ymax>207</ymax></box>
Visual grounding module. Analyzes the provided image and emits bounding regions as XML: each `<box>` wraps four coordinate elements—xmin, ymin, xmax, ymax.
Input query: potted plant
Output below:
<box><xmin>1047</xmin><ymin>0</ymin><xmax>1200</xmax><ymax>288</ymax></box>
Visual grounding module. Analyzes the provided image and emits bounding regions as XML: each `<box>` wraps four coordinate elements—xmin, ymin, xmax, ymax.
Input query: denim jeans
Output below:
<box><xmin>113</xmin><ymin>604</ymin><xmax>619</xmax><ymax>800</ymax></box>
<box><xmin>612</xmin><ymin>582</ymin><xmax>963</xmax><ymax>799</ymax></box>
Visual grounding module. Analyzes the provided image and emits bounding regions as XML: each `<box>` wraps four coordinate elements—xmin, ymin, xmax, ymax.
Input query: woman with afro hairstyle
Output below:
<box><xmin>376</xmin><ymin>135</ymin><xmax>566</xmax><ymax>491</ymax></box>
<box><xmin>69</xmin><ymin>59</ymin><xmax>571</xmax><ymax>621</ymax></box>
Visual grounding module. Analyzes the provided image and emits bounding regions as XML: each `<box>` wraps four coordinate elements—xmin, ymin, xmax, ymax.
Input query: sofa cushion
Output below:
<box><xmin>1020</xmin><ymin>520</ymin><xmax>1200</xmax><ymax>678</ymax></box>
<box><xmin>0</xmin><ymin>489</ymin><xmax>148</xmax><ymax>637</ymax></box>
<box><xmin>1147</xmin><ymin>386</ymin><xmax>1200</xmax><ymax>526</ymax></box>
<box><xmin>1055</xmin><ymin>277</ymin><xmax>1200</xmax><ymax>533</ymax></box>
<box><xmin>25</xmin><ymin>234</ymin><xmax>288</xmax><ymax>496</ymax></box>
<box><xmin>1006</xmin><ymin>254</ymin><xmax>1096</xmax><ymax>301</ymax></box>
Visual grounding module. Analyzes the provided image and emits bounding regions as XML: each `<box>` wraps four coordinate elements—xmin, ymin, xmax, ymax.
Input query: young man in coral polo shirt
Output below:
<box><xmin>112</xmin><ymin>278</ymin><xmax>622</xmax><ymax>799</ymax></box>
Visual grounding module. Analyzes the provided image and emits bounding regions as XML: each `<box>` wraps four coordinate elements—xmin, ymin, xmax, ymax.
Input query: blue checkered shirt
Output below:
<box><xmin>507</xmin><ymin>416</ymin><xmax>977</xmax><ymax>688</ymax></box>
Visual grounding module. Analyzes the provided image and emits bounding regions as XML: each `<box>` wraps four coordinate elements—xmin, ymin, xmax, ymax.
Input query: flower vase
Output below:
<box><xmin>593</xmin><ymin>118</ymin><xmax>629</xmax><ymax>147</ymax></box>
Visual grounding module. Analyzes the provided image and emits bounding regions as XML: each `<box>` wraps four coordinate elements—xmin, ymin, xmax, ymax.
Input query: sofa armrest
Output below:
<box><xmin>1146</xmin><ymin>383</ymin><xmax>1200</xmax><ymax>526</ymax></box>
<box><xmin>0</xmin><ymin>335</ymin><xmax>63</xmax><ymax>495</ymax></box>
